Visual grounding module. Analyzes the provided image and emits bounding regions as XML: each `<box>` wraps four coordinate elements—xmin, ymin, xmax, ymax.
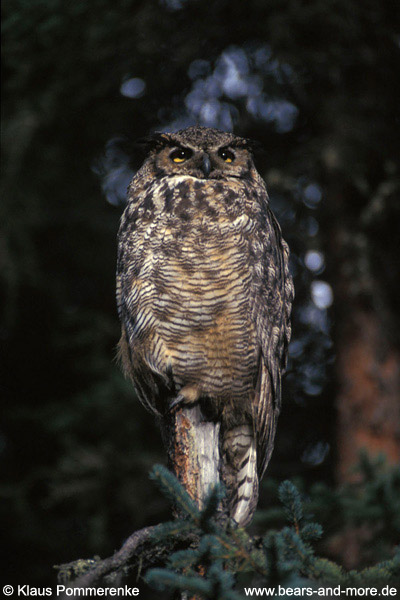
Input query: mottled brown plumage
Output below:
<box><xmin>117</xmin><ymin>126</ymin><xmax>294</xmax><ymax>526</ymax></box>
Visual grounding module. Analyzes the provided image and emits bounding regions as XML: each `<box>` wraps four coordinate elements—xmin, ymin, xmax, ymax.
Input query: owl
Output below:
<box><xmin>116</xmin><ymin>126</ymin><xmax>294</xmax><ymax>527</ymax></box>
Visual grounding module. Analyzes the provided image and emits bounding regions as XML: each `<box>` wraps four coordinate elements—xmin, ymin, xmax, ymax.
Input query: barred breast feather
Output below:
<box><xmin>118</xmin><ymin>176</ymin><xmax>259</xmax><ymax>410</ymax></box>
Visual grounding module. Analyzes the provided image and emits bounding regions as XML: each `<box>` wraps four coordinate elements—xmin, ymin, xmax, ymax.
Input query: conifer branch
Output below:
<box><xmin>55</xmin><ymin>523</ymin><xmax>198</xmax><ymax>596</ymax></box>
<box><xmin>55</xmin><ymin>463</ymin><xmax>400</xmax><ymax>597</ymax></box>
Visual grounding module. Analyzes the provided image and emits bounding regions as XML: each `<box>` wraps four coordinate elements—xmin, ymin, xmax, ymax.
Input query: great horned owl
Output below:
<box><xmin>117</xmin><ymin>126</ymin><xmax>294</xmax><ymax>526</ymax></box>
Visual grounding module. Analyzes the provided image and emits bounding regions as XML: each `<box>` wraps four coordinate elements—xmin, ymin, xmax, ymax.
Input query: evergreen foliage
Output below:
<box><xmin>141</xmin><ymin>466</ymin><xmax>400</xmax><ymax>598</ymax></box>
<box><xmin>256</xmin><ymin>452</ymin><xmax>400</xmax><ymax>568</ymax></box>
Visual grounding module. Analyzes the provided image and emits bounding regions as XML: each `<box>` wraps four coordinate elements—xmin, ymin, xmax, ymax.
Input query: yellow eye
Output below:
<box><xmin>170</xmin><ymin>148</ymin><xmax>193</xmax><ymax>163</ymax></box>
<box><xmin>218</xmin><ymin>149</ymin><xmax>235</xmax><ymax>163</ymax></box>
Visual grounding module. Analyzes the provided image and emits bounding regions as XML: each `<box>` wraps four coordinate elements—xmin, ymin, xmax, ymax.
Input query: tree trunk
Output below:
<box><xmin>335</xmin><ymin>304</ymin><xmax>400</xmax><ymax>483</ymax></box>
<box><xmin>327</xmin><ymin>183</ymin><xmax>400</xmax><ymax>484</ymax></box>
<box><xmin>326</xmin><ymin>182</ymin><xmax>400</xmax><ymax>568</ymax></box>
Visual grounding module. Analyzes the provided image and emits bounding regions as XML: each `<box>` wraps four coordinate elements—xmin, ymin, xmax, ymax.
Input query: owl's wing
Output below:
<box><xmin>251</xmin><ymin>206</ymin><xmax>293</xmax><ymax>478</ymax></box>
<box><xmin>116</xmin><ymin>206</ymin><xmax>171</xmax><ymax>416</ymax></box>
<box><xmin>253</xmin><ymin>357</ymin><xmax>279</xmax><ymax>479</ymax></box>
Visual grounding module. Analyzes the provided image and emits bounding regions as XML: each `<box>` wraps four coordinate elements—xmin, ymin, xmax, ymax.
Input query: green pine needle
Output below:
<box><xmin>149</xmin><ymin>464</ymin><xmax>200</xmax><ymax>520</ymax></box>
<box><xmin>278</xmin><ymin>480</ymin><xmax>304</xmax><ymax>525</ymax></box>
<box><xmin>301</xmin><ymin>522</ymin><xmax>323</xmax><ymax>541</ymax></box>
<box><xmin>199</xmin><ymin>483</ymin><xmax>226</xmax><ymax>532</ymax></box>
<box><xmin>145</xmin><ymin>568</ymin><xmax>211</xmax><ymax>594</ymax></box>
<box><xmin>149</xmin><ymin>519</ymin><xmax>196</xmax><ymax>541</ymax></box>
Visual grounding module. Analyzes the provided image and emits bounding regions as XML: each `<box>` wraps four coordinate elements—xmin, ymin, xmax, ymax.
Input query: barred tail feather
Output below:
<box><xmin>223</xmin><ymin>425</ymin><xmax>258</xmax><ymax>527</ymax></box>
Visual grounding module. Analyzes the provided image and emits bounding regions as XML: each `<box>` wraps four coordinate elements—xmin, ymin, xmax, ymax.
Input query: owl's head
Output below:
<box><xmin>138</xmin><ymin>126</ymin><xmax>260</xmax><ymax>182</ymax></box>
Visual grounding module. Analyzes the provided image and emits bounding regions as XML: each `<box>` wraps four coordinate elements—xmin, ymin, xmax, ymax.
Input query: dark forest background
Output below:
<box><xmin>2</xmin><ymin>0</ymin><xmax>400</xmax><ymax>592</ymax></box>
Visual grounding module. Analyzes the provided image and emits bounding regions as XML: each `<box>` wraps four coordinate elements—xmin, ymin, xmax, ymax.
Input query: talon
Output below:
<box><xmin>168</xmin><ymin>394</ymin><xmax>185</xmax><ymax>412</ymax></box>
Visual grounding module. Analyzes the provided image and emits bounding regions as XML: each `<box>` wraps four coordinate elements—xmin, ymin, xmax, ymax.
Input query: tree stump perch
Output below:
<box><xmin>162</xmin><ymin>403</ymin><xmax>224</xmax><ymax>514</ymax></box>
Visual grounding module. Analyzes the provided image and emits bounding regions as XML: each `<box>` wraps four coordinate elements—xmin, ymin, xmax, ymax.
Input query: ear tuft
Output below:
<box><xmin>245</xmin><ymin>138</ymin><xmax>267</xmax><ymax>171</ymax></box>
<box><xmin>134</xmin><ymin>132</ymin><xmax>171</xmax><ymax>154</ymax></box>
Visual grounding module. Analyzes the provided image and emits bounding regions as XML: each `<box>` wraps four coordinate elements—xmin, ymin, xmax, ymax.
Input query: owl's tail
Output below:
<box><xmin>222</xmin><ymin>425</ymin><xmax>258</xmax><ymax>527</ymax></box>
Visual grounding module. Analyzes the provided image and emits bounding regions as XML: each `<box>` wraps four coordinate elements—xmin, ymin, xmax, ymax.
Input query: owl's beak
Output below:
<box><xmin>200</xmin><ymin>153</ymin><xmax>212</xmax><ymax>178</ymax></box>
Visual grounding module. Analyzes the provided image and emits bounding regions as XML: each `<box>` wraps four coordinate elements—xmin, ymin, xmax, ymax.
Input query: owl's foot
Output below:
<box><xmin>168</xmin><ymin>385</ymin><xmax>200</xmax><ymax>412</ymax></box>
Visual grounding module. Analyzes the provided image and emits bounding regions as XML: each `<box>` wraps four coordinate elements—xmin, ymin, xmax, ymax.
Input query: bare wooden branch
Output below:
<box><xmin>55</xmin><ymin>524</ymin><xmax>198</xmax><ymax>597</ymax></box>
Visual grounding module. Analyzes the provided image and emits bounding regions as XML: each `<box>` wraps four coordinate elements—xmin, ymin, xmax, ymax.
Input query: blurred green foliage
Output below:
<box><xmin>255</xmin><ymin>453</ymin><xmax>400</xmax><ymax>568</ymax></box>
